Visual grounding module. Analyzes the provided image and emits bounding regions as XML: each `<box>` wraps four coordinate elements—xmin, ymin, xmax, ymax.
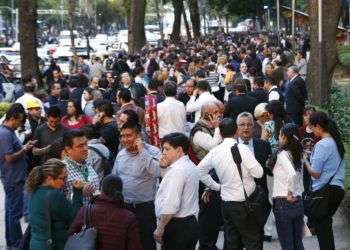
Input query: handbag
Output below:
<box><xmin>303</xmin><ymin>159</ymin><xmax>343</xmax><ymax>219</ymax></box>
<box><xmin>64</xmin><ymin>204</ymin><xmax>97</xmax><ymax>250</ymax></box>
<box><xmin>19</xmin><ymin>191</ymin><xmax>53</xmax><ymax>250</ymax></box>
<box><xmin>230</xmin><ymin>144</ymin><xmax>271</xmax><ymax>228</ymax></box>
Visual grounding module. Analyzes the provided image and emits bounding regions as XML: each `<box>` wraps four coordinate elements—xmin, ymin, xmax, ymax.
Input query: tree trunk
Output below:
<box><xmin>188</xmin><ymin>0</ymin><xmax>201</xmax><ymax>38</ymax></box>
<box><xmin>171</xmin><ymin>0</ymin><xmax>184</xmax><ymax>44</ymax></box>
<box><xmin>155</xmin><ymin>0</ymin><xmax>164</xmax><ymax>44</ymax></box>
<box><xmin>182</xmin><ymin>5</ymin><xmax>192</xmax><ymax>40</ymax></box>
<box><xmin>128</xmin><ymin>0</ymin><xmax>146</xmax><ymax>54</ymax></box>
<box><xmin>68</xmin><ymin>0</ymin><xmax>77</xmax><ymax>58</ymax></box>
<box><xmin>19</xmin><ymin>0</ymin><xmax>41</xmax><ymax>85</ymax></box>
<box><xmin>307</xmin><ymin>0</ymin><xmax>342</xmax><ymax>106</ymax></box>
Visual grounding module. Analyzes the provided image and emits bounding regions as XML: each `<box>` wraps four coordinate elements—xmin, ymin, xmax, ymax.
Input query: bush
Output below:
<box><xmin>324</xmin><ymin>85</ymin><xmax>350</xmax><ymax>143</ymax></box>
<box><xmin>0</xmin><ymin>102</ymin><xmax>11</xmax><ymax>117</ymax></box>
<box><xmin>338</xmin><ymin>45</ymin><xmax>350</xmax><ymax>68</ymax></box>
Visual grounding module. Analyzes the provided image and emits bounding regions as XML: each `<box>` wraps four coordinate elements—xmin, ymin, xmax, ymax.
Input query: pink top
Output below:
<box><xmin>61</xmin><ymin>115</ymin><xmax>92</xmax><ymax>129</ymax></box>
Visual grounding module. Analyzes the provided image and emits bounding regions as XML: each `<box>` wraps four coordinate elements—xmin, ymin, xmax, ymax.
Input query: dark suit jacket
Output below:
<box><xmin>253</xmin><ymin>138</ymin><xmax>272</xmax><ymax>193</ymax></box>
<box><xmin>248</xmin><ymin>88</ymin><xmax>268</xmax><ymax>104</ymax></box>
<box><xmin>285</xmin><ymin>75</ymin><xmax>308</xmax><ymax>115</ymax></box>
<box><xmin>224</xmin><ymin>94</ymin><xmax>258</xmax><ymax>120</ymax></box>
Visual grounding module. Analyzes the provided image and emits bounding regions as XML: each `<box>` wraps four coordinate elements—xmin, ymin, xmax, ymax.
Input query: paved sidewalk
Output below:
<box><xmin>1</xmin><ymin>183</ymin><xmax>350</xmax><ymax>249</ymax></box>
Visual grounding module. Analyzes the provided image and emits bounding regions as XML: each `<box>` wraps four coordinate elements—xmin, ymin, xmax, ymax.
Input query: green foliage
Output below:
<box><xmin>338</xmin><ymin>45</ymin><xmax>350</xmax><ymax>68</ymax></box>
<box><xmin>207</xmin><ymin>0</ymin><xmax>274</xmax><ymax>18</ymax></box>
<box><xmin>324</xmin><ymin>84</ymin><xmax>350</xmax><ymax>143</ymax></box>
<box><xmin>0</xmin><ymin>102</ymin><xmax>11</xmax><ymax>117</ymax></box>
<box><xmin>343</xmin><ymin>143</ymin><xmax>350</xmax><ymax>208</ymax></box>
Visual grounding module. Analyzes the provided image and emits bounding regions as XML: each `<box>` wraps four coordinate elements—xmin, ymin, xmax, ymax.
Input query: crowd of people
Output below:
<box><xmin>0</xmin><ymin>32</ymin><xmax>345</xmax><ymax>250</ymax></box>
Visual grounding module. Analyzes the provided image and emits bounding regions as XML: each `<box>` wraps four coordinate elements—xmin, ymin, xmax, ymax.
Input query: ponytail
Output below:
<box><xmin>101</xmin><ymin>174</ymin><xmax>125</xmax><ymax>208</ymax></box>
<box><xmin>309</xmin><ymin>112</ymin><xmax>345</xmax><ymax>159</ymax></box>
<box><xmin>25</xmin><ymin>159</ymin><xmax>66</xmax><ymax>193</ymax></box>
<box><xmin>26</xmin><ymin>166</ymin><xmax>44</xmax><ymax>193</ymax></box>
<box><xmin>280</xmin><ymin>123</ymin><xmax>303</xmax><ymax>171</ymax></box>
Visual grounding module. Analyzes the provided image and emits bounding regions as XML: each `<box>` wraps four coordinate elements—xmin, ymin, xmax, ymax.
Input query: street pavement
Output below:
<box><xmin>1</xmin><ymin>183</ymin><xmax>350</xmax><ymax>250</ymax></box>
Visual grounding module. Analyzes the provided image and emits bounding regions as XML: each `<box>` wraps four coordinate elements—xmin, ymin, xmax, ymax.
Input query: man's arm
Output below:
<box><xmin>32</xmin><ymin>145</ymin><xmax>51</xmax><ymax>156</ymax></box>
<box><xmin>139</xmin><ymin>146</ymin><xmax>161</xmax><ymax>177</ymax></box>
<box><xmin>192</xmin><ymin>128</ymin><xmax>222</xmax><ymax>151</ymax></box>
<box><xmin>154</xmin><ymin>214</ymin><xmax>174</xmax><ymax>244</ymax></box>
<box><xmin>198</xmin><ymin>151</ymin><xmax>221</xmax><ymax>191</ymax></box>
<box><xmin>5</xmin><ymin>147</ymin><xmax>26</xmax><ymax>163</ymax></box>
<box><xmin>186</xmin><ymin>95</ymin><xmax>202</xmax><ymax>113</ymax></box>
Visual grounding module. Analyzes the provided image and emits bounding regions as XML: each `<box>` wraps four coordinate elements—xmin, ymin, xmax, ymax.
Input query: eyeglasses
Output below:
<box><xmin>238</xmin><ymin>123</ymin><xmax>253</xmax><ymax>128</ymax></box>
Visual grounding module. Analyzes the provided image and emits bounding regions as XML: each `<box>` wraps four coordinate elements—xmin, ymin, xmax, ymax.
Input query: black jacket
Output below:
<box><xmin>253</xmin><ymin>138</ymin><xmax>272</xmax><ymax>192</ymax></box>
<box><xmin>248</xmin><ymin>88</ymin><xmax>268</xmax><ymax>104</ymax></box>
<box><xmin>224</xmin><ymin>93</ymin><xmax>258</xmax><ymax>120</ymax></box>
<box><xmin>285</xmin><ymin>75</ymin><xmax>308</xmax><ymax>115</ymax></box>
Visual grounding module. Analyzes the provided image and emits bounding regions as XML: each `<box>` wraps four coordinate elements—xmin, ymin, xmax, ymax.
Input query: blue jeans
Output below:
<box><xmin>3</xmin><ymin>182</ymin><xmax>24</xmax><ymax>247</ymax></box>
<box><xmin>273</xmin><ymin>197</ymin><xmax>304</xmax><ymax>250</ymax></box>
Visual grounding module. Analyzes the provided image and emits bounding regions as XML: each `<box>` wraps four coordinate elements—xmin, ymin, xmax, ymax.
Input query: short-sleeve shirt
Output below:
<box><xmin>0</xmin><ymin>125</ymin><xmax>27</xmax><ymax>186</ymax></box>
<box><xmin>34</xmin><ymin>123</ymin><xmax>66</xmax><ymax>163</ymax></box>
<box><xmin>310</xmin><ymin>137</ymin><xmax>345</xmax><ymax>191</ymax></box>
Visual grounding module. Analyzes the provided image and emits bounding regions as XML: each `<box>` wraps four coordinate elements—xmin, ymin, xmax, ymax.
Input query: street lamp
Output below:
<box><xmin>264</xmin><ymin>5</ymin><xmax>270</xmax><ymax>31</ymax></box>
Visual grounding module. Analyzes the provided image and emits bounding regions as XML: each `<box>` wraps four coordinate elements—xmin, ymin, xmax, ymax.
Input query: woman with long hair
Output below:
<box><xmin>272</xmin><ymin>123</ymin><xmax>304</xmax><ymax>250</ymax></box>
<box><xmin>68</xmin><ymin>174</ymin><xmax>141</xmax><ymax>250</ymax></box>
<box><xmin>27</xmin><ymin>159</ymin><xmax>84</xmax><ymax>250</ymax></box>
<box><xmin>61</xmin><ymin>98</ymin><xmax>92</xmax><ymax>129</ymax></box>
<box><xmin>303</xmin><ymin>112</ymin><xmax>345</xmax><ymax>250</ymax></box>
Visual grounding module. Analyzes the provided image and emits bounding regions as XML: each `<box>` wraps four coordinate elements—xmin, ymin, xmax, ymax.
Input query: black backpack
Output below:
<box><xmin>88</xmin><ymin>146</ymin><xmax>113</xmax><ymax>177</ymax></box>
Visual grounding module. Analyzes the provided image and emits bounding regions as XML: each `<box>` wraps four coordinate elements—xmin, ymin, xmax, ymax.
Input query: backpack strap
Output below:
<box><xmin>83</xmin><ymin>204</ymin><xmax>93</xmax><ymax>229</ymax></box>
<box><xmin>230</xmin><ymin>144</ymin><xmax>249</xmax><ymax>201</ymax></box>
<box><xmin>88</xmin><ymin>145</ymin><xmax>108</xmax><ymax>160</ymax></box>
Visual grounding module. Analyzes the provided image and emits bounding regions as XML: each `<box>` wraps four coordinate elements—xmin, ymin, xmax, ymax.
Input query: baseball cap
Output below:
<box><xmin>254</xmin><ymin>103</ymin><xmax>268</xmax><ymax>119</ymax></box>
<box><xmin>27</xmin><ymin>99</ymin><xmax>41</xmax><ymax>109</ymax></box>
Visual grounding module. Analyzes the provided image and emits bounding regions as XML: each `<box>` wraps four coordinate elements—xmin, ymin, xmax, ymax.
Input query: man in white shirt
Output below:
<box><xmin>154</xmin><ymin>132</ymin><xmax>199</xmax><ymax>249</ymax></box>
<box><xmin>15</xmin><ymin>78</ymin><xmax>45</xmax><ymax>116</ymax></box>
<box><xmin>198</xmin><ymin>118</ymin><xmax>264</xmax><ymax>250</ymax></box>
<box><xmin>157</xmin><ymin>81</ymin><xmax>186</xmax><ymax>138</ymax></box>
<box><xmin>189</xmin><ymin>101</ymin><xmax>224</xmax><ymax>249</ymax></box>
<box><xmin>263</xmin><ymin>76</ymin><xmax>283</xmax><ymax>102</ymax></box>
<box><xmin>186</xmin><ymin>80</ymin><xmax>218</xmax><ymax>122</ymax></box>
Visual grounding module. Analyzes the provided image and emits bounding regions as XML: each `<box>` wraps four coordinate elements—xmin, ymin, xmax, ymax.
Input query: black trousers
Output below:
<box><xmin>162</xmin><ymin>215</ymin><xmax>199</xmax><ymax>250</ymax></box>
<box><xmin>198</xmin><ymin>191</ymin><xmax>223</xmax><ymax>250</ymax></box>
<box><xmin>221</xmin><ymin>200</ymin><xmax>263</xmax><ymax>250</ymax></box>
<box><xmin>125</xmin><ymin>201</ymin><xmax>157</xmax><ymax>250</ymax></box>
<box><xmin>314</xmin><ymin>185</ymin><xmax>345</xmax><ymax>250</ymax></box>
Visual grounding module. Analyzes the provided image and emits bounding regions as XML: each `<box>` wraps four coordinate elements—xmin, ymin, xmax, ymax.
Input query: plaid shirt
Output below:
<box><xmin>63</xmin><ymin>156</ymin><xmax>100</xmax><ymax>204</ymax></box>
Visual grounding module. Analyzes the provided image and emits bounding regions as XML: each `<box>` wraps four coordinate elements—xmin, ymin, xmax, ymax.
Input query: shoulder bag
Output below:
<box><xmin>64</xmin><ymin>204</ymin><xmax>97</xmax><ymax>250</ymax></box>
<box><xmin>303</xmin><ymin>159</ymin><xmax>343</xmax><ymax>219</ymax></box>
<box><xmin>230</xmin><ymin>144</ymin><xmax>271</xmax><ymax>228</ymax></box>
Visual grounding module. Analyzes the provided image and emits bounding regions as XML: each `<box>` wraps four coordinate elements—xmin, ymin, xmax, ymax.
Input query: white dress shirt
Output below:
<box><xmin>238</xmin><ymin>138</ymin><xmax>254</xmax><ymax>154</ymax></box>
<box><xmin>155</xmin><ymin>155</ymin><xmax>199</xmax><ymax>218</ymax></box>
<box><xmin>198</xmin><ymin>138</ymin><xmax>263</xmax><ymax>202</ymax></box>
<box><xmin>157</xmin><ymin>97</ymin><xmax>186</xmax><ymax>138</ymax></box>
<box><xmin>272</xmin><ymin>150</ymin><xmax>304</xmax><ymax>197</ymax></box>
<box><xmin>186</xmin><ymin>92</ymin><xmax>218</xmax><ymax>122</ymax></box>
<box><xmin>268</xmin><ymin>86</ymin><xmax>280</xmax><ymax>101</ymax></box>
<box><xmin>193</xmin><ymin>127</ymin><xmax>222</xmax><ymax>151</ymax></box>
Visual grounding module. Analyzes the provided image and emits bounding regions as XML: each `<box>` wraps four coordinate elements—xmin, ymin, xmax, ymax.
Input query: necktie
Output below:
<box><xmin>243</xmin><ymin>140</ymin><xmax>249</xmax><ymax>145</ymax></box>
